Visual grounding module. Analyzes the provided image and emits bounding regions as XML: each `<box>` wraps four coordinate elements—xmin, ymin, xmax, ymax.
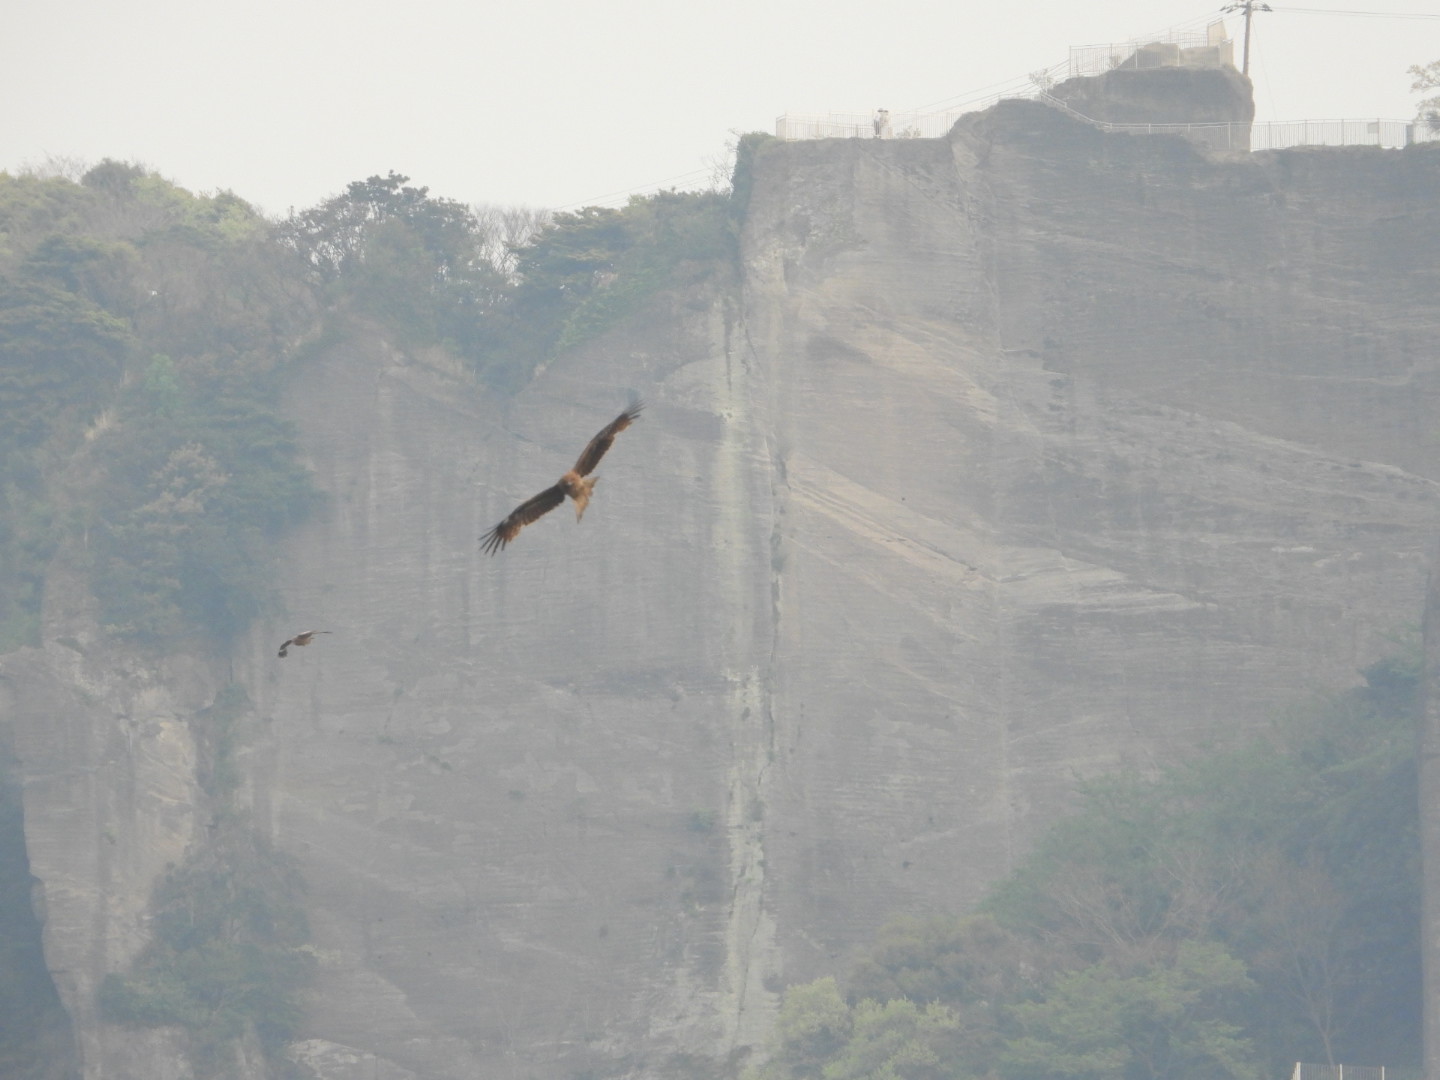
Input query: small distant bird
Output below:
<box><xmin>278</xmin><ymin>630</ymin><xmax>330</xmax><ymax>658</ymax></box>
<box><xmin>481</xmin><ymin>400</ymin><xmax>643</xmax><ymax>555</ymax></box>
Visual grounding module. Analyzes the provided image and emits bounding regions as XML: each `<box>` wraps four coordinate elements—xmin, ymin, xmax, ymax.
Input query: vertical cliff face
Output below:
<box><xmin>253</xmin><ymin>315</ymin><xmax>781</xmax><ymax>1080</ymax></box>
<box><xmin>1422</xmin><ymin>547</ymin><xmax>1440</xmax><ymax>1080</ymax></box>
<box><xmin>740</xmin><ymin>106</ymin><xmax>1440</xmax><ymax>977</ymax></box>
<box><xmin>7</xmin><ymin>91</ymin><xmax>1440</xmax><ymax>1080</ymax></box>
<box><xmin>1</xmin><ymin>578</ymin><xmax>217</xmax><ymax>1079</ymax></box>
<box><xmin>0</xmin><ymin>717</ymin><xmax>78</xmax><ymax>1080</ymax></box>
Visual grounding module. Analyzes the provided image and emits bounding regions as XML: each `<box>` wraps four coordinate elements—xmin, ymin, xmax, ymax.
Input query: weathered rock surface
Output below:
<box><xmin>1050</xmin><ymin>65</ymin><xmax>1255</xmax><ymax>123</ymax></box>
<box><xmin>1</xmin><ymin>612</ymin><xmax>214</xmax><ymax>1078</ymax></box>
<box><xmin>7</xmin><ymin>84</ymin><xmax>1440</xmax><ymax>1079</ymax></box>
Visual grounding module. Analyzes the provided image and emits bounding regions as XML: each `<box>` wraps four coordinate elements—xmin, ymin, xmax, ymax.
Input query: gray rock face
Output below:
<box><xmin>2</xmin><ymin>639</ymin><xmax>211</xmax><ymax>1079</ymax></box>
<box><xmin>8</xmin><ymin>95</ymin><xmax>1440</xmax><ymax>1079</ymax></box>
<box><xmin>1050</xmin><ymin>66</ymin><xmax>1255</xmax><ymax>123</ymax></box>
<box><xmin>741</xmin><ymin>105</ymin><xmax>1440</xmax><ymax>987</ymax></box>
<box><xmin>1422</xmin><ymin>550</ymin><xmax>1440</xmax><ymax>1080</ymax></box>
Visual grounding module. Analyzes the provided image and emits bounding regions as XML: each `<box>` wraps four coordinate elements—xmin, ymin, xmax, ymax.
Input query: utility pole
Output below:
<box><xmin>1222</xmin><ymin>0</ymin><xmax>1272</xmax><ymax>78</ymax></box>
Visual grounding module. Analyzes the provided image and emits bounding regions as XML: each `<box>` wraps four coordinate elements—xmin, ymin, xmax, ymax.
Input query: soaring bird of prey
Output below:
<box><xmin>278</xmin><ymin>630</ymin><xmax>331</xmax><ymax>658</ymax></box>
<box><xmin>481</xmin><ymin>400</ymin><xmax>643</xmax><ymax>554</ymax></box>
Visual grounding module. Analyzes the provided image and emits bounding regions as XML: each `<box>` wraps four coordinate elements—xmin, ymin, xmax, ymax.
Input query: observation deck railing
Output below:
<box><xmin>775</xmin><ymin>99</ymin><xmax>1440</xmax><ymax>153</ymax></box>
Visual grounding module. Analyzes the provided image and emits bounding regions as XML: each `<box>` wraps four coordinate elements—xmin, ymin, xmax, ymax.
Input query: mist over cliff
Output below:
<box><xmin>4</xmin><ymin>71</ymin><xmax>1440</xmax><ymax>1079</ymax></box>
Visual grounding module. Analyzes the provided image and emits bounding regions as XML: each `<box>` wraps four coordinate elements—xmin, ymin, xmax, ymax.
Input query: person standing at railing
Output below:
<box><xmin>873</xmin><ymin>108</ymin><xmax>892</xmax><ymax>138</ymax></box>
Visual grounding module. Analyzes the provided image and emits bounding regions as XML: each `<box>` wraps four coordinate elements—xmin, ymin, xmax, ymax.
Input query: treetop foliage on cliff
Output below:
<box><xmin>277</xmin><ymin>171</ymin><xmax>734</xmax><ymax>390</ymax></box>
<box><xmin>1412</xmin><ymin>59</ymin><xmax>1440</xmax><ymax>125</ymax></box>
<box><xmin>0</xmin><ymin>160</ymin><xmax>321</xmax><ymax>648</ymax></box>
<box><xmin>755</xmin><ymin>656</ymin><xmax>1421</xmax><ymax>1080</ymax></box>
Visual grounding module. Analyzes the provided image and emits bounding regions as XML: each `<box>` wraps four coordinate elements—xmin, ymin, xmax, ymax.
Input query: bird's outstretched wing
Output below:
<box><xmin>278</xmin><ymin>630</ymin><xmax>330</xmax><ymax>658</ymax></box>
<box><xmin>571</xmin><ymin>401</ymin><xmax>643</xmax><ymax>477</ymax></box>
<box><xmin>481</xmin><ymin>484</ymin><xmax>567</xmax><ymax>554</ymax></box>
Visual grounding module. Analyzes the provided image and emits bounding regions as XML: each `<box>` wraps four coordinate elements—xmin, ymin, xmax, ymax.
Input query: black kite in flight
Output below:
<box><xmin>278</xmin><ymin>630</ymin><xmax>331</xmax><ymax>658</ymax></box>
<box><xmin>481</xmin><ymin>401</ymin><xmax>643</xmax><ymax>554</ymax></box>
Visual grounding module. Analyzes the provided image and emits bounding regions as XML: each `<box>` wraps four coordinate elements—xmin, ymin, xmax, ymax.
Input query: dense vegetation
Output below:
<box><xmin>0</xmin><ymin>161</ymin><xmax>320</xmax><ymax>648</ymax></box>
<box><xmin>753</xmin><ymin>656</ymin><xmax>1422</xmax><ymax>1080</ymax></box>
<box><xmin>278</xmin><ymin>170</ymin><xmax>734</xmax><ymax>390</ymax></box>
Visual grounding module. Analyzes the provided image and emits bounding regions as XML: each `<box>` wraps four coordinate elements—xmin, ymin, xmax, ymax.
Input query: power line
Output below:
<box><xmin>909</xmin><ymin>71</ymin><xmax>1044</xmax><ymax>114</ymax></box>
<box><xmin>1268</xmin><ymin>5</ymin><xmax>1440</xmax><ymax>15</ymax></box>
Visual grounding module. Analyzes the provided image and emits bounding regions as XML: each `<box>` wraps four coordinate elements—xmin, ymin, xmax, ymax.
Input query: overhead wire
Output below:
<box><xmin>1268</xmin><ymin>5</ymin><xmax>1440</xmax><ymax>15</ymax></box>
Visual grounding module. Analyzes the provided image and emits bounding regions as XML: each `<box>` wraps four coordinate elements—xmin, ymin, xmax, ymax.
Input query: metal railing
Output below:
<box><xmin>1068</xmin><ymin>22</ymin><xmax>1234</xmax><ymax>78</ymax></box>
<box><xmin>775</xmin><ymin>100</ymin><xmax>1440</xmax><ymax>153</ymax></box>
<box><xmin>1291</xmin><ymin>1063</ymin><xmax>1423</xmax><ymax>1080</ymax></box>
<box><xmin>775</xmin><ymin>110</ymin><xmax>969</xmax><ymax>142</ymax></box>
<box><xmin>1034</xmin><ymin>91</ymin><xmax>1440</xmax><ymax>151</ymax></box>
<box><xmin>1250</xmin><ymin>118</ymin><xmax>1436</xmax><ymax>150</ymax></box>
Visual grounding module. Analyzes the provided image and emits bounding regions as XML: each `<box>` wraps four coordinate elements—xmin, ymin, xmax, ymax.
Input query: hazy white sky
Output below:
<box><xmin>2</xmin><ymin>0</ymin><xmax>1435</xmax><ymax>217</ymax></box>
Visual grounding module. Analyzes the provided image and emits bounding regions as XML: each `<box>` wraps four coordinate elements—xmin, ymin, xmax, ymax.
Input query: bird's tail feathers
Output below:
<box><xmin>573</xmin><ymin>475</ymin><xmax>599</xmax><ymax>521</ymax></box>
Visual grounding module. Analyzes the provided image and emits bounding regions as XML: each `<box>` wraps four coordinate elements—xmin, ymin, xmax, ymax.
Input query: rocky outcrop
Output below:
<box><xmin>1050</xmin><ymin>65</ymin><xmax>1254</xmax><ymax>124</ymax></box>
<box><xmin>7</xmin><ymin>81</ymin><xmax>1440</xmax><ymax>1079</ymax></box>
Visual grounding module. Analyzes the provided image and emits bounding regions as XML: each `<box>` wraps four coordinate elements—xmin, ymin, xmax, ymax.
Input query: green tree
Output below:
<box><xmin>472</xmin><ymin>188</ymin><xmax>732</xmax><ymax>388</ymax></box>
<box><xmin>1411</xmin><ymin>60</ymin><xmax>1440</xmax><ymax>126</ymax></box>
<box><xmin>21</xmin><ymin>232</ymin><xmax>136</xmax><ymax>310</ymax></box>
<box><xmin>824</xmin><ymin>999</ymin><xmax>972</xmax><ymax>1080</ymax></box>
<box><xmin>999</xmin><ymin>943</ymin><xmax>1259</xmax><ymax>1080</ymax></box>
<box><xmin>758</xmin><ymin>655</ymin><xmax>1422</xmax><ymax>1080</ymax></box>
<box><xmin>280</xmin><ymin>171</ymin><xmax>477</xmax><ymax>283</ymax></box>
<box><xmin>843</xmin><ymin>912</ymin><xmax>1048</xmax><ymax>1076</ymax></box>
<box><xmin>278</xmin><ymin>171</ymin><xmax>509</xmax><ymax>366</ymax></box>
<box><xmin>0</xmin><ymin>164</ymin><xmax>320</xmax><ymax>650</ymax></box>
<box><xmin>0</xmin><ymin>278</ymin><xmax>131</xmax><ymax>454</ymax></box>
<box><xmin>755</xmin><ymin>978</ymin><xmax>855</xmax><ymax>1080</ymax></box>
<box><xmin>984</xmin><ymin>657</ymin><xmax>1421</xmax><ymax>1072</ymax></box>
<box><xmin>89</xmin><ymin>358</ymin><xmax>317</xmax><ymax>644</ymax></box>
<box><xmin>0</xmin><ymin>170</ymin><xmax>93</xmax><ymax>261</ymax></box>
<box><xmin>848</xmin><ymin>913</ymin><xmax>1034</xmax><ymax>1008</ymax></box>
<box><xmin>0</xmin><ymin>270</ymin><xmax>133</xmax><ymax>647</ymax></box>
